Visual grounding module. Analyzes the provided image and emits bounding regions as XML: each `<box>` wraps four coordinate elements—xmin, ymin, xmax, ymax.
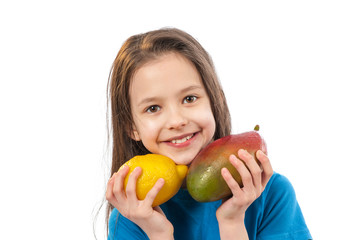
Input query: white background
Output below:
<box><xmin>1</xmin><ymin>0</ymin><xmax>360</xmax><ymax>239</ymax></box>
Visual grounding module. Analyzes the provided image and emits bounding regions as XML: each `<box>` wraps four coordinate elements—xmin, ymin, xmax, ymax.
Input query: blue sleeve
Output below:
<box><xmin>257</xmin><ymin>173</ymin><xmax>312</xmax><ymax>240</ymax></box>
<box><xmin>108</xmin><ymin>208</ymin><xmax>149</xmax><ymax>240</ymax></box>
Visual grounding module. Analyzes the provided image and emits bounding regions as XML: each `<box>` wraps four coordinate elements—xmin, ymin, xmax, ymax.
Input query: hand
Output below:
<box><xmin>106</xmin><ymin>166</ymin><xmax>174</xmax><ymax>240</ymax></box>
<box><xmin>216</xmin><ymin>150</ymin><xmax>273</xmax><ymax>239</ymax></box>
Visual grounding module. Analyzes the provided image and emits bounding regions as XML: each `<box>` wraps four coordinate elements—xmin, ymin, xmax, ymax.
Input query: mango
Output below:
<box><xmin>186</xmin><ymin>125</ymin><xmax>267</xmax><ymax>202</ymax></box>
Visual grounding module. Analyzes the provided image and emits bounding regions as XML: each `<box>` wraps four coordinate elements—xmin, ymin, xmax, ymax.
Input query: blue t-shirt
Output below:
<box><xmin>108</xmin><ymin>172</ymin><xmax>312</xmax><ymax>240</ymax></box>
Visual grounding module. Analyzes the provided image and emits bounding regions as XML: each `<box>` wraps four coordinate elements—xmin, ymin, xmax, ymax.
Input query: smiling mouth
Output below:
<box><xmin>170</xmin><ymin>133</ymin><xmax>195</xmax><ymax>144</ymax></box>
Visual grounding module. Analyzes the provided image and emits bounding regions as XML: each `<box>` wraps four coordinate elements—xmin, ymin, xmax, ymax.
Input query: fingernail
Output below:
<box><xmin>109</xmin><ymin>173</ymin><xmax>116</xmax><ymax>181</ymax></box>
<box><xmin>257</xmin><ymin>150</ymin><xmax>264</xmax><ymax>157</ymax></box>
<box><xmin>238</xmin><ymin>149</ymin><xmax>247</xmax><ymax>156</ymax></box>
<box><xmin>119</xmin><ymin>165</ymin><xmax>129</xmax><ymax>172</ymax></box>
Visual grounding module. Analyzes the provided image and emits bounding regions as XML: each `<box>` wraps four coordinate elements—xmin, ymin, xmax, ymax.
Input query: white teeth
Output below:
<box><xmin>171</xmin><ymin>134</ymin><xmax>193</xmax><ymax>144</ymax></box>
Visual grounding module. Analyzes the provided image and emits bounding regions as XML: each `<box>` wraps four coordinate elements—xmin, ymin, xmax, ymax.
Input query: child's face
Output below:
<box><xmin>129</xmin><ymin>52</ymin><xmax>216</xmax><ymax>166</ymax></box>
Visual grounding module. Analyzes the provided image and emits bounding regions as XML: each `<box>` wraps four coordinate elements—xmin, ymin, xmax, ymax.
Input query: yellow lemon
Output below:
<box><xmin>119</xmin><ymin>154</ymin><xmax>188</xmax><ymax>207</ymax></box>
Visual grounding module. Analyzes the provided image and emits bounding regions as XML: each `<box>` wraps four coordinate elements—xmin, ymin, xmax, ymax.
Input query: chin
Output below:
<box><xmin>161</xmin><ymin>148</ymin><xmax>201</xmax><ymax>166</ymax></box>
<box><xmin>173</xmin><ymin>154</ymin><xmax>196</xmax><ymax>166</ymax></box>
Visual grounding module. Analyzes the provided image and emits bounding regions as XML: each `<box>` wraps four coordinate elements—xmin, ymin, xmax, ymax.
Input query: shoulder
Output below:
<box><xmin>247</xmin><ymin>172</ymin><xmax>298</xmax><ymax>217</ymax></box>
<box><xmin>259</xmin><ymin>172</ymin><xmax>302</xmax><ymax>223</ymax></box>
<box><xmin>264</xmin><ymin>172</ymin><xmax>296</xmax><ymax>200</ymax></box>
<box><xmin>252</xmin><ymin>172</ymin><xmax>313</xmax><ymax>239</ymax></box>
<box><xmin>263</xmin><ymin>173</ymin><xmax>303</xmax><ymax>224</ymax></box>
<box><xmin>268</xmin><ymin>172</ymin><xmax>293</xmax><ymax>189</ymax></box>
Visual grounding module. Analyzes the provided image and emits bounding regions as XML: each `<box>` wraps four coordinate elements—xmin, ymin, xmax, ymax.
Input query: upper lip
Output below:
<box><xmin>164</xmin><ymin>132</ymin><xmax>196</xmax><ymax>142</ymax></box>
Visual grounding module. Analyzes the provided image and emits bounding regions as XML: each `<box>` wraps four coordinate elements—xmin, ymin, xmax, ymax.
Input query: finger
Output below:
<box><xmin>106</xmin><ymin>173</ymin><xmax>116</xmax><ymax>203</ymax></box>
<box><xmin>143</xmin><ymin>178</ymin><xmax>165</xmax><ymax>207</ymax></box>
<box><xmin>125</xmin><ymin>166</ymin><xmax>142</xmax><ymax>202</ymax></box>
<box><xmin>221</xmin><ymin>166</ymin><xmax>243</xmax><ymax>199</ymax></box>
<box><xmin>229</xmin><ymin>154</ymin><xmax>253</xmax><ymax>191</ymax></box>
<box><xmin>238</xmin><ymin>149</ymin><xmax>262</xmax><ymax>190</ymax></box>
<box><xmin>256</xmin><ymin>150</ymin><xmax>274</xmax><ymax>187</ymax></box>
<box><xmin>113</xmin><ymin>165</ymin><xmax>129</xmax><ymax>202</ymax></box>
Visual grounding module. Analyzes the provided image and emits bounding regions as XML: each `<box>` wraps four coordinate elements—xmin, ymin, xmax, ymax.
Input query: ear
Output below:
<box><xmin>129</xmin><ymin>128</ymin><xmax>141</xmax><ymax>141</ymax></box>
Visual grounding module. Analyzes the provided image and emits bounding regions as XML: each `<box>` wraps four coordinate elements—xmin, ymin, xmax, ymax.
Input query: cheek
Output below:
<box><xmin>191</xmin><ymin>105</ymin><xmax>216</xmax><ymax>136</ymax></box>
<box><xmin>204</xmin><ymin>113</ymin><xmax>216</xmax><ymax>139</ymax></box>
<box><xmin>134</xmin><ymin>117</ymin><xmax>162</xmax><ymax>141</ymax></box>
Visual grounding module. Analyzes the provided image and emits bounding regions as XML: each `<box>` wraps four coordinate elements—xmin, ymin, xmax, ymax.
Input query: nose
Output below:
<box><xmin>165</xmin><ymin>107</ymin><xmax>188</xmax><ymax>130</ymax></box>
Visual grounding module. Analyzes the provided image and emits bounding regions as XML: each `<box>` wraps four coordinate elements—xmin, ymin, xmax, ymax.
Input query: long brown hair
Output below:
<box><xmin>105</xmin><ymin>27</ymin><xmax>231</xmax><ymax>226</ymax></box>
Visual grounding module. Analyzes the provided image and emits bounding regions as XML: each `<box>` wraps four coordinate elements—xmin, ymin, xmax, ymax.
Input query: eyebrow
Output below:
<box><xmin>180</xmin><ymin>85</ymin><xmax>203</xmax><ymax>94</ymax></box>
<box><xmin>137</xmin><ymin>85</ymin><xmax>204</xmax><ymax>107</ymax></box>
<box><xmin>137</xmin><ymin>96</ymin><xmax>159</xmax><ymax>107</ymax></box>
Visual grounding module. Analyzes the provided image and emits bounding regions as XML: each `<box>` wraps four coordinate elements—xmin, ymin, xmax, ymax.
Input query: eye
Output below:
<box><xmin>183</xmin><ymin>95</ymin><xmax>197</xmax><ymax>104</ymax></box>
<box><xmin>146</xmin><ymin>105</ymin><xmax>161</xmax><ymax>113</ymax></box>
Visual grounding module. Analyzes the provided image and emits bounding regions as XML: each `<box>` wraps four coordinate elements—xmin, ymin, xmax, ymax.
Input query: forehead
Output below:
<box><xmin>133</xmin><ymin>52</ymin><xmax>199</xmax><ymax>81</ymax></box>
<box><xmin>129</xmin><ymin>52</ymin><xmax>204</xmax><ymax>102</ymax></box>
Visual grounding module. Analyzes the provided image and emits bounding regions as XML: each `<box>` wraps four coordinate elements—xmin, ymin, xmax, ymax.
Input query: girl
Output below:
<box><xmin>105</xmin><ymin>28</ymin><xmax>312</xmax><ymax>240</ymax></box>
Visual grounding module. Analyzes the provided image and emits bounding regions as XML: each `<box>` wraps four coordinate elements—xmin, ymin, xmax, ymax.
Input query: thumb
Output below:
<box><xmin>153</xmin><ymin>206</ymin><xmax>166</xmax><ymax>216</ymax></box>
